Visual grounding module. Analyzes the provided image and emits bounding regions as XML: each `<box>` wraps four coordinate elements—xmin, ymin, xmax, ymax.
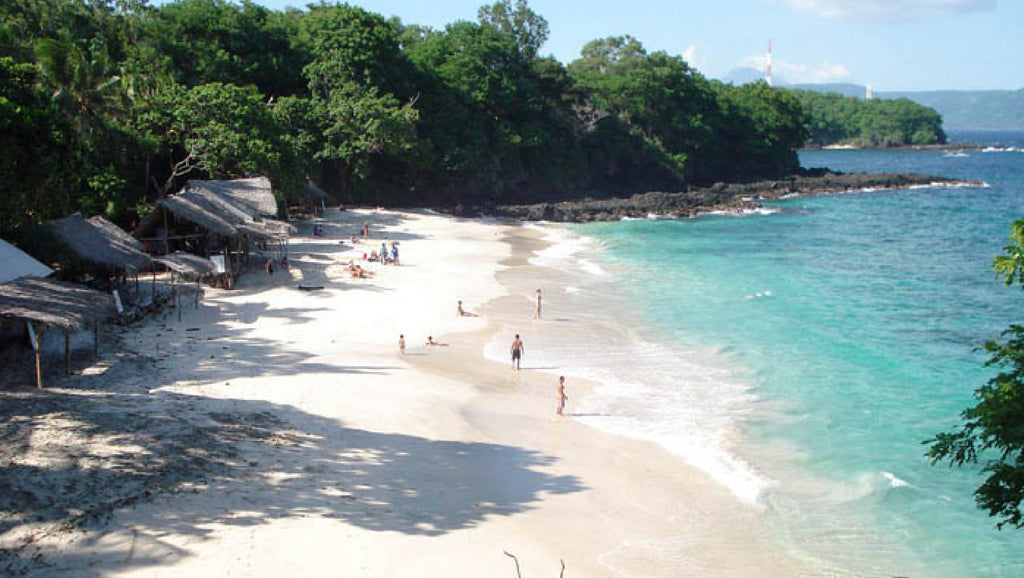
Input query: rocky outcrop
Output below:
<box><xmin>486</xmin><ymin>172</ymin><xmax>980</xmax><ymax>223</ymax></box>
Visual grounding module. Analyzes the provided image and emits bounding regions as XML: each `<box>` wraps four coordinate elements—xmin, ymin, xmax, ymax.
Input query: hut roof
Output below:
<box><xmin>158</xmin><ymin>191</ymin><xmax>240</xmax><ymax>238</ymax></box>
<box><xmin>50</xmin><ymin>214</ymin><xmax>153</xmax><ymax>272</ymax></box>
<box><xmin>157</xmin><ymin>184</ymin><xmax>290</xmax><ymax>241</ymax></box>
<box><xmin>0</xmin><ymin>276</ymin><xmax>115</xmax><ymax>331</ymax></box>
<box><xmin>305</xmin><ymin>181</ymin><xmax>328</xmax><ymax>199</ymax></box>
<box><xmin>188</xmin><ymin>177</ymin><xmax>277</xmax><ymax>217</ymax></box>
<box><xmin>155</xmin><ymin>251</ymin><xmax>218</xmax><ymax>277</ymax></box>
<box><xmin>0</xmin><ymin>239</ymin><xmax>53</xmax><ymax>285</ymax></box>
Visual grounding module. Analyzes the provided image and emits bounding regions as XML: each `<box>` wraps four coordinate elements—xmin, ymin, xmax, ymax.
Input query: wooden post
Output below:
<box><xmin>152</xmin><ymin>270</ymin><xmax>157</xmax><ymax>305</ymax></box>
<box><xmin>135</xmin><ymin>273</ymin><xmax>139</xmax><ymax>300</ymax></box>
<box><xmin>64</xmin><ymin>331</ymin><xmax>71</xmax><ymax>375</ymax></box>
<box><xmin>27</xmin><ymin>322</ymin><xmax>42</xmax><ymax>389</ymax></box>
<box><xmin>94</xmin><ymin>321</ymin><xmax>100</xmax><ymax>356</ymax></box>
<box><xmin>163</xmin><ymin>209</ymin><xmax>170</xmax><ymax>254</ymax></box>
<box><xmin>195</xmin><ymin>279</ymin><xmax>201</xmax><ymax>309</ymax></box>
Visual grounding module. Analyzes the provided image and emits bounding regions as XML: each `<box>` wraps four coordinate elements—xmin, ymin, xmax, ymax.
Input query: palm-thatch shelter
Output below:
<box><xmin>304</xmin><ymin>181</ymin><xmax>329</xmax><ymax>216</ymax></box>
<box><xmin>134</xmin><ymin>177</ymin><xmax>292</xmax><ymax>288</ymax></box>
<box><xmin>192</xmin><ymin>176</ymin><xmax>278</xmax><ymax>218</ymax></box>
<box><xmin>0</xmin><ymin>276</ymin><xmax>115</xmax><ymax>388</ymax></box>
<box><xmin>50</xmin><ymin>214</ymin><xmax>153</xmax><ymax>276</ymax></box>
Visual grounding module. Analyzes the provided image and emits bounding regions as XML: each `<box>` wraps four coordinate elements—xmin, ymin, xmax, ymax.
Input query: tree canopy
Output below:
<box><xmin>791</xmin><ymin>89</ymin><xmax>946</xmax><ymax>147</ymax></box>
<box><xmin>0</xmin><ymin>0</ymin><xmax>854</xmax><ymax>239</ymax></box>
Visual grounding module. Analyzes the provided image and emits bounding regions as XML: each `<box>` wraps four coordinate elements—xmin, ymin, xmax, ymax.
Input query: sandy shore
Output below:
<box><xmin>0</xmin><ymin>209</ymin><xmax>808</xmax><ymax>576</ymax></box>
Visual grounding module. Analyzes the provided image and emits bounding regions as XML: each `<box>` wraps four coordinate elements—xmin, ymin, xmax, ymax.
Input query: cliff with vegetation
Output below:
<box><xmin>790</xmin><ymin>89</ymin><xmax>946</xmax><ymax>147</ymax></box>
<box><xmin>0</xmin><ymin>0</ymin><xmax>814</xmax><ymax>238</ymax></box>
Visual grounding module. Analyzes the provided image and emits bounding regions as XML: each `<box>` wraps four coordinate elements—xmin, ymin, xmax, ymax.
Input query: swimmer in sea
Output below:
<box><xmin>426</xmin><ymin>336</ymin><xmax>449</xmax><ymax>347</ymax></box>
<box><xmin>458</xmin><ymin>300</ymin><xmax>479</xmax><ymax>317</ymax></box>
<box><xmin>510</xmin><ymin>333</ymin><xmax>524</xmax><ymax>370</ymax></box>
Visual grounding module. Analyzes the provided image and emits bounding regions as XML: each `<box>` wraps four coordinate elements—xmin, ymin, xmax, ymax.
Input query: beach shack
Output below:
<box><xmin>304</xmin><ymin>181</ymin><xmax>330</xmax><ymax>217</ymax></box>
<box><xmin>0</xmin><ymin>240</ymin><xmax>114</xmax><ymax>388</ymax></box>
<box><xmin>134</xmin><ymin>177</ymin><xmax>291</xmax><ymax>288</ymax></box>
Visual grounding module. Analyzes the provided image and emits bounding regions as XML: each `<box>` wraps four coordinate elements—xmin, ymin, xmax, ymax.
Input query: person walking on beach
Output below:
<box><xmin>556</xmin><ymin>376</ymin><xmax>567</xmax><ymax>416</ymax></box>
<box><xmin>534</xmin><ymin>289</ymin><xmax>542</xmax><ymax>319</ymax></box>
<box><xmin>380</xmin><ymin>242</ymin><xmax>388</xmax><ymax>265</ymax></box>
<box><xmin>391</xmin><ymin>243</ymin><xmax>399</xmax><ymax>266</ymax></box>
<box><xmin>398</xmin><ymin>334</ymin><xmax>405</xmax><ymax>355</ymax></box>
<box><xmin>363</xmin><ymin>221</ymin><xmax>369</xmax><ymax>239</ymax></box>
<box><xmin>511</xmin><ymin>334</ymin><xmax>524</xmax><ymax>370</ymax></box>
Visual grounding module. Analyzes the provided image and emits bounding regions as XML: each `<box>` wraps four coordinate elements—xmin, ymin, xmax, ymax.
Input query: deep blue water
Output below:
<box><xmin>574</xmin><ymin>130</ymin><xmax>1024</xmax><ymax>576</ymax></box>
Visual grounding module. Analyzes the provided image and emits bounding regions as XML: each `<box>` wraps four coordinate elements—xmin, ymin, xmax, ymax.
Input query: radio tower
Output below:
<box><xmin>766</xmin><ymin>40</ymin><xmax>773</xmax><ymax>86</ymax></box>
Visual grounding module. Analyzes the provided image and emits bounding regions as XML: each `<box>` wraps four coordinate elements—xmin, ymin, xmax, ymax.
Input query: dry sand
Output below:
<box><xmin>0</xmin><ymin>208</ymin><xmax>809</xmax><ymax>576</ymax></box>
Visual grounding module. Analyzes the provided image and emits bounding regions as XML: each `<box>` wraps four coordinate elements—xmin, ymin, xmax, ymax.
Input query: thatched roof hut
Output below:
<box><xmin>50</xmin><ymin>214</ymin><xmax>152</xmax><ymax>273</ymax></box>
<box><xmin>0</xmin><ymin>276</ymin><xmax>114</xmax><ymax>331</ymax></box>
<box><xmin>305</xmin><ymin>181</ymin><xmax>328</xmax><ymax>200</ymax></box>
<box><xmin>147</xmin><ymin>178</ymin><xmax>292</xmax><ymax>242</ymax></box>
<box><xmin>189</xmin><ymin>177</ymin><xmax>277</xmax><ymax>218</ymax></box>
<box><xmin>0</xmin><ymin>239</ymin><xmax>53</xmax><ymax>285</ymax></box>
<box><xmin>155</xmin><ymin>251</ymin><xmax>218</xmax><ymax>277</ymax></box>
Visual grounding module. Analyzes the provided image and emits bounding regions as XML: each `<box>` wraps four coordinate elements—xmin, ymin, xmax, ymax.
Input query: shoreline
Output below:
<box><xmin>0</xmin><ymin>208</ymin><xmax>809</xmax><ymax>576</ymax></box>
<box><xmin>489</xmin><ymin>171</ymin><xmax>982</xmax><ymax>222</ymax></box>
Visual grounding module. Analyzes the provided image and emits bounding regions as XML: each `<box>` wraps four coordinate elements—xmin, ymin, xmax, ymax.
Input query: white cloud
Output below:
<box><xmin>767</xmin><ymin>0</ymin><xmax>996</xmax><ymax>19</ymax></box>
<box><xmin>742</xmin><ymin>54</ymin><xmax>851</xmax><ymax>84</ymax></box>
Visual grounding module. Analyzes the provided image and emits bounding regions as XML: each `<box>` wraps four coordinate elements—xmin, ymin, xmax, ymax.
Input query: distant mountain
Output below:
<box><xmin>789</xmin><ymin>83</ymin><xmax>1024</xmax><ymax>131</ymax></box>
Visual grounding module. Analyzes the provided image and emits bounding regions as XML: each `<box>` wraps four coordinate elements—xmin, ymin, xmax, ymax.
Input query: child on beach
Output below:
<box><xmin>399</xmin><ymin>334</ymin><xmax>405</xmax><ymax>355</ymax></box>
<box><xmin>557</xmin><ymin>376</ymin><xmax>567</xmax><ymax>416</ymax></box>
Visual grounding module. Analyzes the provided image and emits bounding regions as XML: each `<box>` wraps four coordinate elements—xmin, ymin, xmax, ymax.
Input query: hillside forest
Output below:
<box><xmin>0</xmin><ymin>0</ymin><xmax>944</xmax><ymax>240</ymax></box>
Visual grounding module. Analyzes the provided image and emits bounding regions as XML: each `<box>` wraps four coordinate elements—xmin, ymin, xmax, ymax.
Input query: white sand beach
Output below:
<box><xmin>0</xmin><ymin>209</ymin><xmax>808</xmax><ymax>576</ymax></box>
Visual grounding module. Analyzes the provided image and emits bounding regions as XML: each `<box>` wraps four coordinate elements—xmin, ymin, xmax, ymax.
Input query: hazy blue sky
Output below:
<box><xmin>240</xmin><ymin>0</ymin><xmax>1021</xmax><ymax>91</ymax></box>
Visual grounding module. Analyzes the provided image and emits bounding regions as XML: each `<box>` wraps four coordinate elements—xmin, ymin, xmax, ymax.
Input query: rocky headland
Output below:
<box><xmin>487</xmin><ymin>171</ymin><xmax>980</xmax><ymax>223</ymax></box>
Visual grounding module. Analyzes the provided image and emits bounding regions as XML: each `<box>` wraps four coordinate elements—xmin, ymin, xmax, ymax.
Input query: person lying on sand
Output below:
<box><xmin>347</xmin><ymin>261</ymin><xmax>373</xmax><ymax>278</ymax></box>
<box><xmin>457</xmin><ymin>300</ymin><xmax>479</xmax><ymax>317</ymax></box>
<box><xmin>426</xmin><ymin>336</ymin><xmax>449</xmax><ymax>347</ymax></box>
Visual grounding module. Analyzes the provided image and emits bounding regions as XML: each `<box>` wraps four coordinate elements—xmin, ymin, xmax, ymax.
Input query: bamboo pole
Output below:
<box><xmin>28</xmin><ymin>323</ymin><xmax>42</xmax><ymax>389</ymax></box>
<box><xmin>64</xmin><ymin>331</ymin><xmax>71</xmax><ymax>375</ymax></box>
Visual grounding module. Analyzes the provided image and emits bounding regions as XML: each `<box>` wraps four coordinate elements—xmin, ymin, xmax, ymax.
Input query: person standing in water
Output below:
<box><xmin>534</xmin><ymin>289</ymin><xmax>542</xmax><ymax>319</ymax></box>
<box><xmin>398</xmin><ymin>334</ymin><xmax>405</xmax><ymax>355</ymax></box>
<box><xmin>556</xmin><ymin>376</ymin><xmax>567</xmax><ymax>416</ymax></box>
<box><xmin>510</xmin><ymin>334</ymin><xmax>524</xmax><ymax>370</ymax></box>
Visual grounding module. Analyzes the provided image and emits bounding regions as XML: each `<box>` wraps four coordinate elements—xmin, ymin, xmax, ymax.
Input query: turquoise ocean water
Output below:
<box><xmin>503</xmin><ymin>131</ymin><xmax>1024</xmax><ymax>576</ymax></box>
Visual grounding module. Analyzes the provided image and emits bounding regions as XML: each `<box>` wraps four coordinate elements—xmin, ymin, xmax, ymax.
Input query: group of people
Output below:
<box><xmin>367</xmin><ymin>241</ymin><xmax>399</xmax><ymax>265</ymax></box>
<box><xmin>396</xmin><ymin>288</ymin><xmax>567</xmax><ymax>416</ymax></box>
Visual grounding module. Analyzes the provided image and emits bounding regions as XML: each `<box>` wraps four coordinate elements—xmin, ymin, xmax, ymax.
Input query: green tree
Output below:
<box><xmin>0</xmin><ymin>57</ymin><xmax>84</xmax><ymax>230</ymax></box>
<box><xmin>927</xmin><ymin>219</ymin><xmax>1024</xmax><ymax>529</ymax></box>
<box><xmin>476</xmin><ymin>0</ymin><xmax>549</xmax><ymax>61</ymax></box>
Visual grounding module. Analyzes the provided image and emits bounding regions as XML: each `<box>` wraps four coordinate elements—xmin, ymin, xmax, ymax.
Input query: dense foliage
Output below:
<box><xmin>927</xmin><ymin>219</ymin><xmax>1024</xmax><ymax>529</ymax></box>
<box><xmin>0</xmin><ymin>0</ymin><xmax>815</xmax><ymax>238</ymax></box>
<box><xmin>791</xmin><ymin>89</ymin><xmax>946</xmax><ymax>147</ymax></box>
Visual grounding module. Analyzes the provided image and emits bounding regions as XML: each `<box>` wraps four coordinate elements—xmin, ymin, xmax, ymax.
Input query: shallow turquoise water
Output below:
<box><xmin>577</xmin><ymin>135</ymin><xmax>1024</xmax><ymax>576</ymax></box>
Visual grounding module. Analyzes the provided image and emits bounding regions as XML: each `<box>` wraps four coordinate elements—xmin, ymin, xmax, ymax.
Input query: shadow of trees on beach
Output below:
<box><xmin>0</xmin><ymin>288</ymin><xmax>583</xmax><ymax>575</ymax></box>
<box><xmin>0</xmin><ymin>388</ymin><xmax>583</xmax><ymax>575</ymax></box>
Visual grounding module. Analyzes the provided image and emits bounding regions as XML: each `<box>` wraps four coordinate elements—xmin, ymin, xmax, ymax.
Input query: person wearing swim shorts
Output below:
<box><xmin>510</xmin><ymin>334</ymin><xmax>524</xmax><ymax>370</ymax></box>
